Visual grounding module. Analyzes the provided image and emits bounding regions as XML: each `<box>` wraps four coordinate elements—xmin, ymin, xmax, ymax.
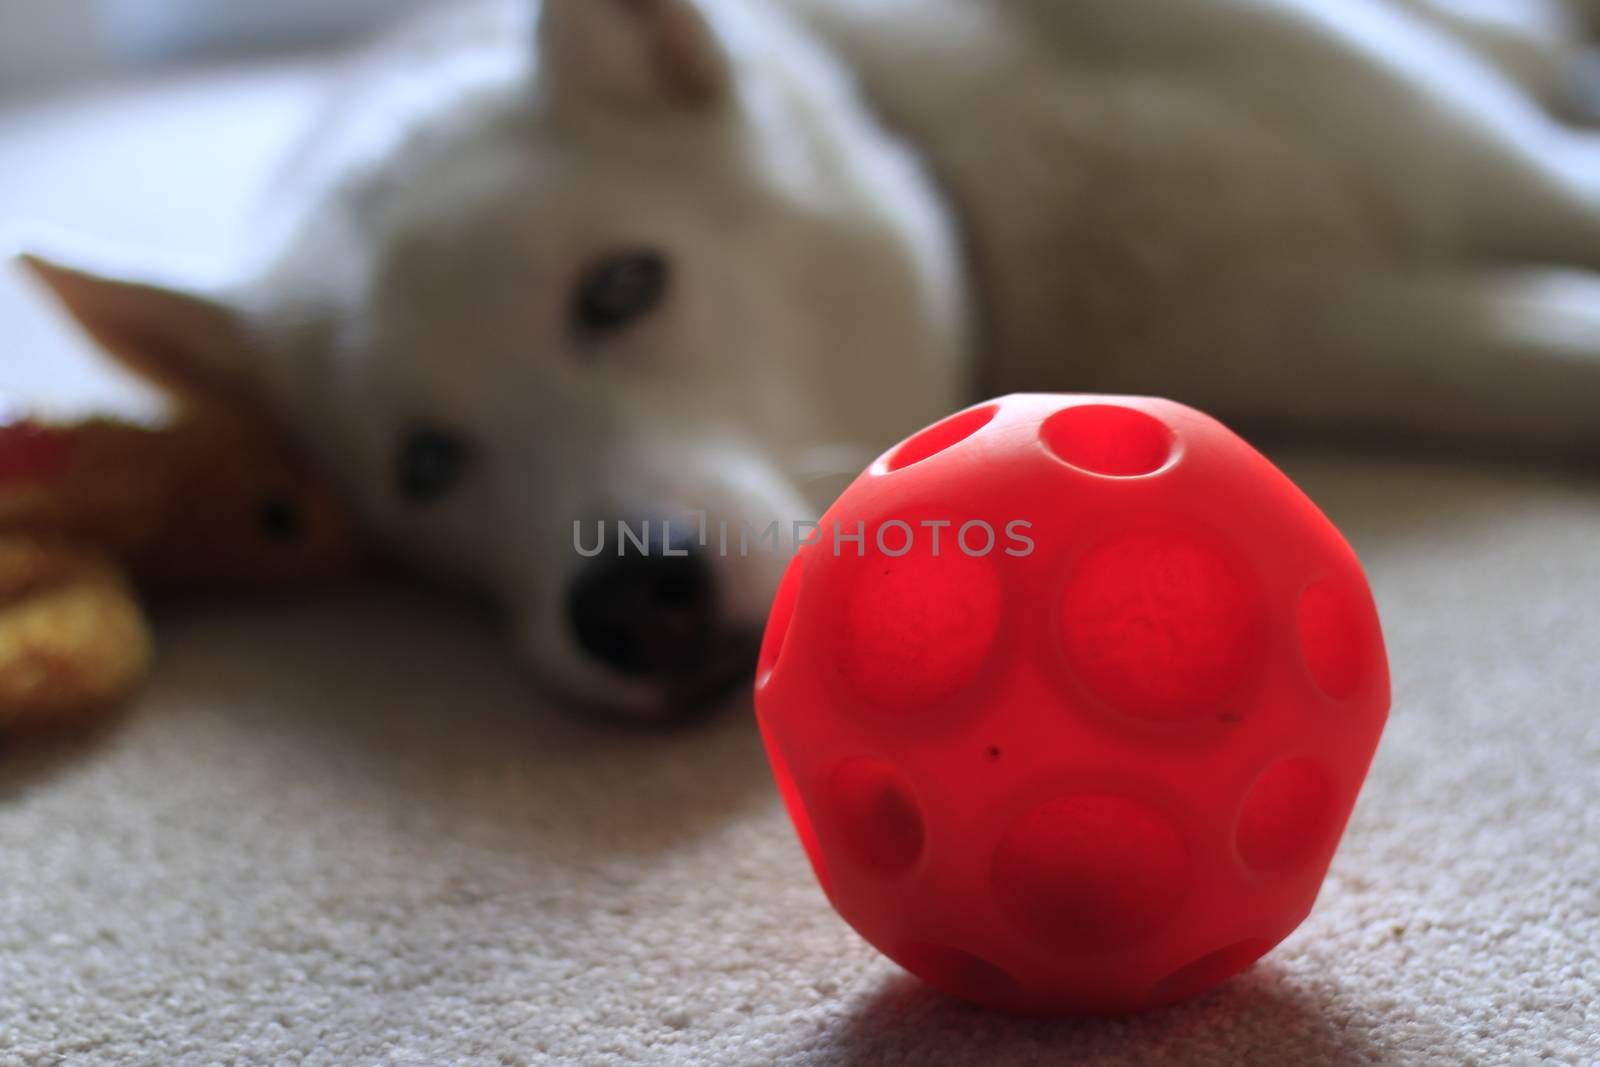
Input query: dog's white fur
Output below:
<box><xmin>18</xmin><ymin>0</ymin><xmax>1600</xmax><ymax>717</ymax></box>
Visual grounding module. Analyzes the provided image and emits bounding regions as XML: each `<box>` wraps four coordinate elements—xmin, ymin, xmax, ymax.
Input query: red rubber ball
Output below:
<box><xmin>754</xmin><ymin>394</ymin><xmax>1390</xmax><ymax>1015</ymax></box>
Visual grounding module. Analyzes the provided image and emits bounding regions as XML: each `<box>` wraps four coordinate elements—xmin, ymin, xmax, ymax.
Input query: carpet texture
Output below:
<box><xmin>1</xmin><ymin>64</ymin><xmax>1596</xmax><ymax>1067</ymax></box>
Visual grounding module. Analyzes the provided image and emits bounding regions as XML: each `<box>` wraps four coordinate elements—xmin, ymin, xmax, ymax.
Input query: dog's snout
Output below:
<box><xmin>567</xmin><ymin>525</ymin><xmax>718</xmax><ymax>681</ymax></box>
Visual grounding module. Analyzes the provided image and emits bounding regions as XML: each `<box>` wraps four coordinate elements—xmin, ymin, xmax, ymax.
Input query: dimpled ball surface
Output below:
<box><xmin>753</xmin><ymin>394</ymin><xmax>1390</xmax><ymax>1016</ymax></box>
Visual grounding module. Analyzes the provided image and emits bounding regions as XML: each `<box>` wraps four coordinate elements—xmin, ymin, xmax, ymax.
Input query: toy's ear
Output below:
<box><xmin>538</xmin><ymin>0</ymin><xmax>731</xmax><ymax>114</ymax></box>
<box><xmin>15</xmin><ymin>244</ymin><xmax>256</xmax><ymax>402</ymax></box>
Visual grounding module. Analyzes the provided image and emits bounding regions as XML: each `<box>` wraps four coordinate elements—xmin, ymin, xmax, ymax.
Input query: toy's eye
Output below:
<box><xmin>257</xmin><ymin>494</ymin><xmax>303</xmax><ymax>546</ymax></box>
<box><xmin>397</xmin><ymin>427</ymin><xmax>474</xmax><ymax>505</ymax></box>
<box><xmin>575</xmin><ymin>251</ymin><xmax>669</xmax><ymax>333</ymax></box>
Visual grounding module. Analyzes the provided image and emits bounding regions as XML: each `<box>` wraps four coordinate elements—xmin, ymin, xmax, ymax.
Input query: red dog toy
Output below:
<box><xmin>754</xmin><ymin>394</ymin><xmax>1389</xmax><ymax>1015</ymax></box>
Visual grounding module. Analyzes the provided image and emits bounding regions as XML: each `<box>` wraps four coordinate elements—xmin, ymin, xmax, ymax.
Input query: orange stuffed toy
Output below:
<box><xmin>0</xmin><ymin>370</ymin><xmax>367</xmax><ymax>730</ymax></box>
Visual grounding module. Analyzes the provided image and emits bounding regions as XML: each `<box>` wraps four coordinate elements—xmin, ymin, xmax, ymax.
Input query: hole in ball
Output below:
<box><xmin>1041</xmin><ymin>404</ymin><xmax>1177</xmax><ymax>478</ymax></box>
<box><xmin>826</xmin><ymin>758</ymin><xmax>926</xmax><ymax>878</ymax></box>
<box><xmin>756</xmin><ymin>551</ymin><xmax>806</xmax><ymax>690</ymax></box>
<box><xmin>1060</xmin><ymin>529</ymin><xmax>1262</xmax><ymax>722</ymax></box>
<box><xmin>883</xmin><ymin>404</ymin><xmax>999</xmax><ymax>473</ymax></box>
<box><xmin>757</xmin><ymin>719</ymin><xmax>830</xmax><ymax>896</ymax></box>
<box><xmin>1236</xmin><ymin>757</ymin><xmax>1331</xmax><ymax>872</ymax></box>
<box><xmin>839</xmin><ymin>546</ymin><xmax>1002</xmax><ymax>713</ymax></box>
<box><xmin>993</xmin><ymin>794</ymin><xmax>1189</xmax><ymax>952</ymax></box>
<box><xmin>1148</xmin><ymin>938</ymin><xmax>1273</xmax><ymax>1006</ymax></box>
<box><xmin>894</xmin><ymin>942</ymin><xmax>1024</xmax><ymax>1009</ymax></box>
<box><xmin>1297</xmin><ymin>580</ymin><xmax>1367</xmax><ymax>700</ymax></box>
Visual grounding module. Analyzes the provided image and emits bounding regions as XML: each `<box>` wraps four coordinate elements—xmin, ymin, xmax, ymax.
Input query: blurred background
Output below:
<box><xmin>0</xmin><ymin>0</ymin><xmax>431</xmax><ymax>93</ymax></box>
<box><xmin>0</xmin><ymin>0</ymin><xmax>448</xmax><ymax>414</ymax></box>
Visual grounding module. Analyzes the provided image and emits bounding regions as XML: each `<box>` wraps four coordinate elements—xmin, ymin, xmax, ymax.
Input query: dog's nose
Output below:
<box><xmin>567</xmin><ymin>523</ymin><xmax>718</xmax><ymax>680</ymax></box>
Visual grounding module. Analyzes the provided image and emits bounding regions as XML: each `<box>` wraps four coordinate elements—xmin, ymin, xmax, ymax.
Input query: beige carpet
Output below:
<box><xmin>2</xmin><ymin>64</ymin><xmax>1597</xmax><ymax>1067</ymax></box>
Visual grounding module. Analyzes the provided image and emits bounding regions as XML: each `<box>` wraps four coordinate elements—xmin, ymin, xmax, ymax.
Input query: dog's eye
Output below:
<box><xmin>397</xmin><ymin>427</ymin><xmax>473</xmax><ymax>505</ymax></box>
<box><xmin>256</xmin><ymin>494</ymin><xmax>304</xmax><ymax>546</ymax></box>
<box><xmin>575</xmin><ymin>252</ymin><xmax>669</xmax><ymax>333</ymax></box>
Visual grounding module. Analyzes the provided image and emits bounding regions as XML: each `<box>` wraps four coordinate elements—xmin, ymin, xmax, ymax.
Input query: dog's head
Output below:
<box><xmin>18</xmin><ymin>0</ymin><xmax>969</xmax><ymax>721</ymax></box>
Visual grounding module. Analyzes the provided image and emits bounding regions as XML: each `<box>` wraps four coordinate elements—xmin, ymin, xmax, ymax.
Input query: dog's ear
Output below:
<box><xmin>537</xmin><ymin>0</ymin><xmax>731</xmax><ymax>113</ymax></box>
<box><xmin>14</xmin><ymin>242</ymin><xmax>257</xmax><ymax>402</ymax></box>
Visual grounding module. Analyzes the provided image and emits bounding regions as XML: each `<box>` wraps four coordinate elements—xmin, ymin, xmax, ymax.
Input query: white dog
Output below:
<box><xmin>18</xmin><ymin>0</ymin><xmax>1600</xmax><ymax>720</ymax></box>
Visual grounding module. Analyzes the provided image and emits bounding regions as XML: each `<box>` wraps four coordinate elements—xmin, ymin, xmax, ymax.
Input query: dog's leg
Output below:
<box><xmin>1431</xmin><ymin>110</ymin><xmax>1600</xmax><ymax>268</ymax></box>
<box><xmin>1076</xmin><ymin>267</ymin><xmax>1600</xmax><ymax>461</ymax></box>
<box><xmin>1392</xmin><ymin>0</ymin><xmax>1579</xmax><ymax>106</ymax></box>
<box><xmin>1563</xmin><ymin>0</ymin><xmax>1600</xmax><ymax>34</ymax></box>
<box><xmin>1376</xmin><ymin>6</ymin><xmax>1600</xmax><ymax>260</ymax></box>
<box><xmin>1257</xmin><ymin>268</ymin><xmax>1600</xmax><ymax>458</ymax></box>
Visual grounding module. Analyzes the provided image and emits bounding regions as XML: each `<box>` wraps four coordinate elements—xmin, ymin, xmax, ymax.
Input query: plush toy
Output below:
<box><xmin>0</xmin><ymin>365</ymin><xmax>367</xmax><ymax>731</ymax></box>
